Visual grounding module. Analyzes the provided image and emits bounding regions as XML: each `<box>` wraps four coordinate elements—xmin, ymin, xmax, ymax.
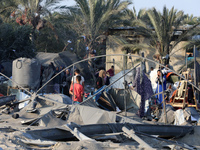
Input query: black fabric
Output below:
<box><xmin>96</xmin><ymin>77</ymin><xmax>103</xmax><ymax>89</ymax></box>
<box><xmin>62</xmin><ymin>74</ymin><xmax>71</xmax><ymax>96</ymax></box>
<box><xmin>105</xmin><ymin>76</ymin><xmax>110</xmax><ymax>85</ymax></box>
<box><xmin>133</xmin><ymin>67</ymin><xmax>154</xmax><ymax>117</ymax></box>
<box><xmin>53</xmin><ymin>70</ymin><xmax>61</xmax><ymax>84</ymax></box>
<box><xmin>187</xmin><ymin>85</ymin><xmax>194</xmax><ymax>104</ymax></box>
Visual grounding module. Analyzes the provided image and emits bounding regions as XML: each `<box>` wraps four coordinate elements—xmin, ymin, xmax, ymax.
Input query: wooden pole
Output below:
<box><xmin>62</xmin><ymin>43</ymin><xmax>69</xmax><ymax>52</ymax></box>
<box><xmin>193</xmin><ymin>45</ymin><xmax>198</xmax><ymax>102</ymax></box>
<box><xmin>123</xmin><ymin>56</ymin><xmax>127</xmax><ymax>117</ymax></box>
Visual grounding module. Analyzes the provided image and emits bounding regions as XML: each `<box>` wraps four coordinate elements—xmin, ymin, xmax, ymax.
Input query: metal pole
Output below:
<box><xmin>194</xmin><ymin>45</ymin><xmax>198</xmax><ymax>101</ymax></box>
<box><xmin>123</xmin><ymin>55</ymin><xmax>127</xmax><ymax>117</ymax></box>
<box><xmin>141</xmin><ymin>52</ymin><xmax>146</xmax><ymax>73</ymax></box>
<box><xmin>129</xmin><ymin>54</ymin><xmax>134</xmax><ymax>81</ymax></box>
<box><xmin>161</xmin><ymin>73</ymin><xmax>167</xmax><ymax>124</ymax></box>
<box><xmin>113</xmin><ymin>58</ymin><xmax>115</xmax><ymax>75</ymax></box>
<box><xmin>72</xmin><ymin>64</ymin><xmax>75</xmax><ymax>105</ymax></box>
<box><xmin>194</xmin><ymin>45</ymin><xmax>197</xmax><ymax>86</ymax></box>
<box><xmin>185</xmin><ymin>49</ymin><xmax>188</xmax><ymax>70</ymax></box>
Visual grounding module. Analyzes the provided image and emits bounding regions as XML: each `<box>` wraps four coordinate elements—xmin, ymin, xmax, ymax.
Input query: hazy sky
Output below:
<box><xmin>62</xmin><ymin>0</ymin><xmax>200</xmax><ymax>16</ymax></box>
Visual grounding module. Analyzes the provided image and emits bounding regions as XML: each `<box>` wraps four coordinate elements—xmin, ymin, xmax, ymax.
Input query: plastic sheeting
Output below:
<box><xmin>184</xmin><ymin>107</ymin><xmax>200</xmax><ymax>122</ymax></box>
<box><xmin>108</xmin><ymin>88</ymin><xmax>140</xmax><ymax>110</ymax></box>
<box><xmin>38</xmin><ymin>111</ymin><xmax>66</xmax><ymax>127</ymax></box>
<box><xmin>149</xmin><ymin>69</ymin><xmax>157</xmax><ymax>92</ymax></box>
<box><xmin>43</xmin><ymin>94</ymin><xmax>72</xmax><ymax>105</ymax></box>
<box><xmin>109</xmin><ymin>70</ymin><xmax>134</xmax><ymax>89</ymax></box>
<box><xmin>159</xmin><ymin>105</ymin><xmax>175</xmax><ymax>124</ymax></box>
<box><xmin>67</xmin><ymin>105</ymin><xmax>116</xmax><ymax>125</ymax></box>
<box><xmin>174</xmin><ymin>109</ymin><xmax>186</xmax><ymax>125</ymax></box>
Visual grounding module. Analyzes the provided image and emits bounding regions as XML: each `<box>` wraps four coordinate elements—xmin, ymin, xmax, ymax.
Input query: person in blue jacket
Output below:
<box><xmin>155</xmin><ymin>69</ymin><xmax>166</xmax><ymax>107</ymax></box>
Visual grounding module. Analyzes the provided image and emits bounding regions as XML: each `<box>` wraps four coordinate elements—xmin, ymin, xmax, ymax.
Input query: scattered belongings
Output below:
<box><xmin>168</xmin><ymin>69</ymin><xmax>198</xmax><ymax>109</ymax></box>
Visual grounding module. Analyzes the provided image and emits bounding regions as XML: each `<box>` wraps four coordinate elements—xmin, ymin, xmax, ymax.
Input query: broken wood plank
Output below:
<box><xmin>122</xmin><ymin>126</ymin><xmax>154</xmax><ymax>149</ymax></box>
<box><xmin>63</xmin><ymin>124</ymin><xmax>96</xmax><ymax>141</ymax></box>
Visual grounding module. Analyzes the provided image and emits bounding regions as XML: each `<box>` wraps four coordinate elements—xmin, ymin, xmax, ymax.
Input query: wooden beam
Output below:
<box><xmin>63</xmin><ymin>124</ymin><xmax>95</xmax><ymax>141</ymax></box>
<box><xmin>122</xmin><ymin>126</ymin><xmax>154</xmax><ymax>150</ymax></box>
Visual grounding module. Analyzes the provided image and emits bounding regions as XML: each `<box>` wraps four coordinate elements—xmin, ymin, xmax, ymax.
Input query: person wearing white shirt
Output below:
<box><xmin>71</xmin><ymin>69</ymin><xmax>85</xmax><ymax>89</ymax></box>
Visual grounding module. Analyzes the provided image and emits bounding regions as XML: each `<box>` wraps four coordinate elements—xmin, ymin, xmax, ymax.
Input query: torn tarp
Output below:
<box><xmin>67</xmin><ymin>105</ymin><xmax>116</xmax><ymax>125</ymax></box>
<box><xmin>38</xmin><ymin>110</ymin><xmax>67</xmax><ymax>127</ymax></box>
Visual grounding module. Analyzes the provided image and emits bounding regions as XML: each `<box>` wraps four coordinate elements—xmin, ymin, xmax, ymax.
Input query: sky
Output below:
<box><xmin>62</xmin><ymin>0</ymin><xmax>200</xmax><ymax>17</ymax></box>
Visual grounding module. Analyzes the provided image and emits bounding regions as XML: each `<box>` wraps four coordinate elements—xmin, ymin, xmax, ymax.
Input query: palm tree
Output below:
<box><xmin>124</xmin><ymin>7</ymin><xmax>147</xmax><ymax>21</ymax></box>
<box><xmin>61</xmin><ymin>0</ymin><xmax>131</xmax><ymax>82</ymax></box>
<box><xmin>0</xmin><ymin>0</ymin><xmax>18</xmax><ymax>23</ymax></box>
<box><xmin>11</xmin><ymin>0</ymin><xmax>61</xmax><ymax>28</ymax></box>
<box><xmin>132</xmin><ymin>6</ymin><xmax>199</xmax><ymax>64</ymax></box>
<box><xmin>1</xmin><ymin>0</ymin><xmax>63</xmax><ymax>43</ymax></box>
<box><xmin>183</xmin><ymin>14</ymin><xmax>198</xmax><ymax>25</ymax></box>
<box><xmin>66</xmin><ymin>0</ymin><xmax>131</xmax><ymax>52</ymax></box>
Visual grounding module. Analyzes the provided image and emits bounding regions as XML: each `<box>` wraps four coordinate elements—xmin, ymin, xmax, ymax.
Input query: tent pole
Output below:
<box><xmin>185</xmin><ymin>49</ymin><xmax>188</xmax><ymax>70</ymax></box>
<box><xmin>113</xmin><ymin>58</ymin><xmax>115</xmax><ymax>76</ymax></box>
<box><xmin>72</xmin><ymin>64</ymin><xmax>75</xmax><ymax>105</ymax></box>
<box><xmin>123</xmin><ymin>55</ymin><xmax>127</xmax><ymax>117</ymax></box>
<box><xmin>161</xmin><ymin>73</ymin><xmax>167</xmax><ymax>124</ymax></box>
<box><xmin>194</xmin><ymin>45</ymin><xmax>198</xmax><ymax>101</ymax></box>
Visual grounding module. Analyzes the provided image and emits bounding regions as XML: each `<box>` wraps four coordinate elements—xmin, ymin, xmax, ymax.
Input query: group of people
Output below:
<box><xmin>53</xmin><ymin>66</ymin><xmax>70</xmax><ymax>95</ymax></box>
<box><xmin>52</xmin><ymin>67</ymin><xmax>85</xmax><ymax>104</ymax></box>
<box><xmin>43</xmin><ymin>63</ymin><xmax>116</xmax><ymax>104</ymax></box>
<box><xmin>95</xmin><ymin>65</ymin><xmax>114</xmax><ymax>90</ymax></box>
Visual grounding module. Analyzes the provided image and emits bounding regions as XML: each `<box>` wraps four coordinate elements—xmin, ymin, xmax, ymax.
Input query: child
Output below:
<box><xmin>69</xmin><ymin>75</ymin><xmax>84</xmax><ymax>103</ymax></box>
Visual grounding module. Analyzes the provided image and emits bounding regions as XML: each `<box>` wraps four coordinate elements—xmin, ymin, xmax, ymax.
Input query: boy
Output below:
<box><xmin>71</xmin><ymin>68</ymin><xmax>85</xmax><ymax>89</ymax></box>
<box><xmin>69</xmin><ymin>75</ymin><xmax>84</xmax><ymax>103</ymax></box>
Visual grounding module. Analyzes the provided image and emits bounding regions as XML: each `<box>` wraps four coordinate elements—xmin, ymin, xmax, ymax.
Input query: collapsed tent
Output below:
<box><xmin>67</xmin><ymin>105</ymin><xmax>116</xmax><ymax>125</ymax></box>
<box><xmin>109</xmin><ymin>70</ymin><xmax>134</xmax><ymax>89</ymax></box>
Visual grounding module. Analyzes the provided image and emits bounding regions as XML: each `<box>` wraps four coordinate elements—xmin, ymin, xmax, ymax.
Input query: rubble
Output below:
<box><xmin>0</xmin><ymin>56</ymin><xmax>200</xmax><ymax>149</ymax></box>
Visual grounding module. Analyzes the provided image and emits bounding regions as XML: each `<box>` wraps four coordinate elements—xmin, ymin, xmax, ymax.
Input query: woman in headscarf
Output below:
<box><xmin>155</xmin><ymin>70</ymin><xmax>166</xmax><ymax>107</ymax></box>
<box><xmin>96</xmin><ymin>70</ymin><xmax>106</xmax><ymax>90</ymax></box>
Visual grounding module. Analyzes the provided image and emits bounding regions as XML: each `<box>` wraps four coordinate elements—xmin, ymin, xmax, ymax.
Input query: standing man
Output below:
<box><xmin>71</xmin><ymin>68</ymin><xmax>85</xmax><ymax>89</ymax></box>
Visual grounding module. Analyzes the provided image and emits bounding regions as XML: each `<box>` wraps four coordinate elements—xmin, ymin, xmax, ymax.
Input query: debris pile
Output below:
<box><xmin>0</xmin><ymin>57</ymin><xmax>200</xmax><ymax>149</ymax></box>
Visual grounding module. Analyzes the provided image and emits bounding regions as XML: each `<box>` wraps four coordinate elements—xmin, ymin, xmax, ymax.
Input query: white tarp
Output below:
<box><xmin>109</xmin><ymin>70</ymin><xmax>134</xmax><ymax>89</ymax></box>
<box><xmin>18</xmin><ymin>92</ymin><xmax>30</xmax><ymax>109</ymax></box>
<box><xmin>149</xmin><ymin>69</ymin><xmax>157</xmax><ymax>92</ymax></box>
<box><xmin>174</xmin><ymin>109</ymin><xmax>186</xmax><ymax>125</ymax></box>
